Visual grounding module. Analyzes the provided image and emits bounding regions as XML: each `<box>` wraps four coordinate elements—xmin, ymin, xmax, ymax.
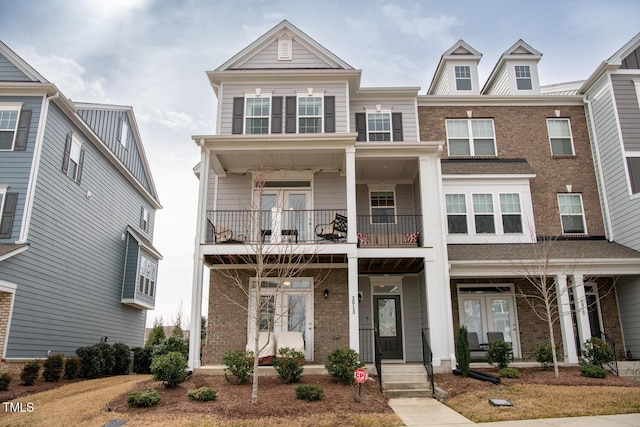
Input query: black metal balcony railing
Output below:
<box><xmin>205</xmin><ymin>210</ymin><xmax>423</xmax><ymax>247</ymax></box>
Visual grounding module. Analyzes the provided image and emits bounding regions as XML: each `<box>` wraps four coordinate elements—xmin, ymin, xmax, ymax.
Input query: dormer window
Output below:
<box><xmin>455</xmin><ymin>66</ymin><xmax>472</xmax><ymax>91</ymax></box>
<box><xmin>515</xmin><ymin>65</ymin><xmax>532</xmax><ymax>90</ymax></box>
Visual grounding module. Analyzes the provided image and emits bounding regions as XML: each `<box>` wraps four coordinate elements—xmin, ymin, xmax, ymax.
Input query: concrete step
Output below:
<box><xmin>379</xmin><ymin>364</ymin><xmax>427</xmax><ymax>374</ymax></box>
<box><xmin>381</xmin><ymin>373</ymin><xmax>429</xmax><ymax>382</ymax></box>
<box><xmin>383</xmin><ymin>381</ymin><xmax>431</xmax><ymax>390</ymax></box>
<box><xmin>383</xmin><ymin>388</ymin><xmax>433</xmax><ymax>398</ymax></box>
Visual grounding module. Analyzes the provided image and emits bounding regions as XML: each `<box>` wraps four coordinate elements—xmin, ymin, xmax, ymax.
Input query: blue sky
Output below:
<box><xmin>1</xmin><ymin>0</ymin><xmax>638</xmax><ymax>328</ymax></box>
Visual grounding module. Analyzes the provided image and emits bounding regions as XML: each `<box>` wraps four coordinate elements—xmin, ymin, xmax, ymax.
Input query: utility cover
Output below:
<box><xmin>489</xmin><ymin>398</ymin><xmax>513</xmax><ymax>407</ymax></box>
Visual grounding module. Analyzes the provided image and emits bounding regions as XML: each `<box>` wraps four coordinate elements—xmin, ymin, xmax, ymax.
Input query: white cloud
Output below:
<box><xmin>139</xmin><ymin>109</ymin><xmax>200</xmax><ymax>131</ymax></box>
<box><xmin>380</xmin><ymin>3</ymin><xmax>461</xmax><ymax>47</ymax></box>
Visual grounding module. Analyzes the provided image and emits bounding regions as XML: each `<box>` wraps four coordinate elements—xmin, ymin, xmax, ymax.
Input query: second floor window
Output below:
<box><xmin>137</xmin><ymin>255</ymin><xmax>157</xmax><ymax>298</ymax></box>
<box><xmin>558</xmin><ymin>193</ymin><xmax>586</xmax><ymax>234</ymax></box>
<box><xmin>0</xmin><ymin>108</ymin><xmax>19</xmax><ymax>150</ymax></box>
<box><xmin>370</xmin><ymin>191</ymin><xmax>396</xmax><ymax>224</ymax></box>
<box><xmin>298</xmin><ymin>96</ymin><xmax>322</xmax><ymax>133</ymax></box>
<box><xmin>547</xmin><ymin>119</ymin><xmax>574</xmax><ymax>156</ymax></box>
<box><xmin>140</xmin><ymin>207</ymin><xmax>149</xmax><ymax>232</ymax></box>
<box><xmin>62</xmin><ymin>133</ymin><xmax>85</xmax><ymax>184</ymax></box>
<box><xmin>446</xmin><ymin>194</ymin><xmax>467</xmax><ymax>234</ymax></box>
<box><xmin>245</xmin><ymin>97</ymin><xmax>270</xmax><ymax>134</ymax></box>
<box><xmin>500</xmin><ymin>193</ymin><xmax>523</xmax><ymax>233</ymax></box>
<box><xmin>118</xmin><ymin>118</ymin><xmax>129</xmax><ymax>148</ymax></box>
<box><xmin>454</xmin><ymin>65</ymin><xmax>472</xmax><ymax>91</ymax></box>
<box><xmin>368</xmin><ymin>113</ymin><xmax>391</xmax><ymax>141</ymax></box>
<box><xmin>628</xmin><ymin>156</ymin><xmax>640</xmax><ymax>195</ymax></box>
<box><xmin>446</xmin><ymin>119</ymin><xmax>496</xmax><ymax>156</ymax></box>
<box><xmin>515</xmin><ymin>65</ymin><xmax>532</xmax><ymax>90</ymax></box>
<box><xmin>473</xmin><ymin>194</ymin><xmax>495</xmax><ymax>233</ymax></box>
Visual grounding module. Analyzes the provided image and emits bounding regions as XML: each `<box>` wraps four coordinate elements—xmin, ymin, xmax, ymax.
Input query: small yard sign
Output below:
<box><xmin>354</xmin><ymin>368</ymin><xmax>368</xmax><ymax>383</ymax></box>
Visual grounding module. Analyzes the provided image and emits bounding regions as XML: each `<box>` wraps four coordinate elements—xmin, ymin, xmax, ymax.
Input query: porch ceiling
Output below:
<box><xmin>355</xmin><ymin>158</ymin><xmax>417</xmax><ymax>182</ymax></box>
<box><xmin>358</xmin><ymin>257</ymin><xmax>424</xmax><ymax>274</ymax></box>
<box><xmin>213</xmin><ymin>150</ymin><xmax>345</xmax><ymax>174</ymax></box>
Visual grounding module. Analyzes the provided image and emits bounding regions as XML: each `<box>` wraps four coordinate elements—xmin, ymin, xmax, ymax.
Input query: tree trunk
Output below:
<box><xmin>546</xmin><ymin>296</ymin><xmax>560</xmax><ymax>378</ymax></box>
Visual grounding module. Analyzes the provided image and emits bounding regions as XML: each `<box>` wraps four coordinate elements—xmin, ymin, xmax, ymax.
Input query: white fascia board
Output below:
<box><xmin>450</xmin><ymin>258</ymin><xmax>640</xmax><ymax>277</ymax></box>
<box><xmin>194</xmin><ymin>133</ymin><xmax>357</xmax><ymax>151</ymax></box>
<box><xmin>352</xmin><ymin>87</ymin><xmax>421</xmax><ymax>100</ymax></box>
<box><xmin>0</xmin><ymin>41</ymin><xmax>49</xmax><ymax>82</ymax></box>
<box><xmin>0</xmin><ymin>245</ymin><xmax>28</xmax><ymax>262</ymax></box>
<box><xmin>200</xmin><ymin>242</ymin><xmax>357</xmax><ymax>257</ymax></box>
<box><xmin>207</xmin><ymin>69</ymin><xmax>362</xmax><ymax>88</ymax></box>
<box><xmin>443</xmin><ymin>174</ymin><xmax>536</xmax><ymax>180</ymax></box>
<box><xmin>355</xmin><ymin>141</ymin><xmax>443</xmax><ymax>158</ymax></box>
<box><xmin>0</xmin><ymin>82</ymin><xmax>57</xmax><ymax>96</ymax></box>
<box><xmin>418</xmin><ymin>94</ymin><xmax>584</xmax><ymax>106</ymax></box>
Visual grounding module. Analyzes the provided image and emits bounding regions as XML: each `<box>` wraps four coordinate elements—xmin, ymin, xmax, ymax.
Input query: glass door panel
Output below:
<box><xmin>284</xmin><ymin>192</ymin><xmax>308</xmax><ymax>241</ymax></box>
<box><xmin>462</xmin><ymin>298</ymin><xmax>485</xmax><ymax>342</ymax></box>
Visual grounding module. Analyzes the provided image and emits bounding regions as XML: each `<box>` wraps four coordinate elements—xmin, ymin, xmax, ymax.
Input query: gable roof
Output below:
<box><xmin>0</xmin><ymin>40</ymin><xmax>49</xmax><ymax>82</ymax></box>
<box><xmin>427</xmin><ymin>40</ymin><xmax>482</xmax><ymax>94</ymax></box>
<box><xmin>580</xmin><ymin>32</ymin><xmax>640</xmax><ymax>93</ymax></box>
<box><xmin>215</xmin><ymin>20</ymin><xmax>354</xmax><ymax>71</ymax></box>
<box><xmin>482</xmin><ymin>39</ymin><xmax>542</xmax><ymax>94</ymax></box>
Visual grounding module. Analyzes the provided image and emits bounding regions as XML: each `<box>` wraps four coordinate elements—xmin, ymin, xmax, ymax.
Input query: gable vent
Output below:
<box><xmin>278</xmin><ymin>35</ymin><xmax>292</xmax><ymax>61</ymax></box>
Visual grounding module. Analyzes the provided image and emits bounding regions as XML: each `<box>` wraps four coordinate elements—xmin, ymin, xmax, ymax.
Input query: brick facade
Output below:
<box><xmin>204</xmin><ymin>268</ymin><xmax>349</xmax><ymax>365</ymax></box>
<box><xmin>0</xmin><ymin>292</ymin><xmax>11</xmax><ymax>358</ymax></box>
<box><xmin>419</xmin><ymin>105</ymin><xmax>605</xmax><ymax>237</ymax></box>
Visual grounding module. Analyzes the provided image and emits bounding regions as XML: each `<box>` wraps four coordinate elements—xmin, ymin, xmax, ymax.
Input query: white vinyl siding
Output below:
<box><xmin>239</xmin><ymin>39</ymin><xmax>333</xmax><ymax>69</ymax></box>
<box><xmin>350</xmin><ymin>98</ymin><xmax>418</xmax><ymax>141</ymax></box>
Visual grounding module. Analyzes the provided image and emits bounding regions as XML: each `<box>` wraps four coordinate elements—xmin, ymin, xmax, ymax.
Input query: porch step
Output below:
<box><xmin>380</xmin><ymin>364</ymin><xmax>433</xmax><ymax>399</ymax></box>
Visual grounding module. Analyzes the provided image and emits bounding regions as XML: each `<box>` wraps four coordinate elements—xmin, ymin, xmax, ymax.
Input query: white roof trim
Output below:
<box><xmin>215</xmin><ymin>20</ymin><xmax>353</xmax><ymax>71</ymax></box>
<box><xmin>428</xmin><ymin>40</ymin><xmax>482</xmax><ymax>95</ymax></box>
<box><xmin>580</xmin><ymin>32</ymin><xmax>640</xmax><ymax>93</ymax></box>
<box><xmin>482</xmin><ymin>39</ymin><xmax>542</xmax><ymax>94</ymax></box>
<box><xmin>0</xmin><ymin>41</ymin><xmax>49</xmax><ymax>83</ymax></box>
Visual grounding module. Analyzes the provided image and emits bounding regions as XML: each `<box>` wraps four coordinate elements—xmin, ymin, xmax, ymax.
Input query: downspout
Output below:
<box><xmin>584</xmin><ymin>98</ymin><xmax>614</xmax><ymax>241</ymax></box>
<box><xmin>18</xmin><ymin>91</ymin><xmax>60</xmax><ymax>244</ymax></box>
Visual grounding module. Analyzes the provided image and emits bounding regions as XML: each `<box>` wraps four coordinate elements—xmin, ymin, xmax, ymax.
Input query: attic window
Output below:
<box><xmin>515</xmin><ymin>65</ymin><xmax>532</xmax><ymax>90</ymax></box>
<box><xmin>455</xmin><ymin>66</ymin><xmax>472</xmax><ymax>91</ymax></box>
<box><xmin>278</xmin><ymin>38</ymin><xmax>292</xmax><ymax>61</ymax></box>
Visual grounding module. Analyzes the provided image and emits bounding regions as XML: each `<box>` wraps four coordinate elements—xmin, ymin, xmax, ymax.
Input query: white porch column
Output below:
<box><xmin>348</xmin><ymin>254</ymin><xmax>359</xmax><ymax>352</ymax></box>
<box><xmin>418</xmin><ymin>154</ymin><xmax>455</xmax><ymax>370</ymax></box>
<box><xmin>188</xmin><ymin>145</ymin><xmax>210</xmax><ymax>370</ymax></box>
<box><xmin>556</xmin><ymin>274</ymin><xmax>578</xmax><ymax>363</ymax></box>
<box><xmin>572</xmin><ymin>273</ymin><xmax>591</xmax><ymax>350</ymax></box>
<box><xmin>345</xmin><ymin>147</ymin><xmax>357</xmax><ymax>243</ymax></box>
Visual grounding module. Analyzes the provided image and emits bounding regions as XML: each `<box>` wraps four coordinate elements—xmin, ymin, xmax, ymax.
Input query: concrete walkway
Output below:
<box><xmin>389</xmin><ymin>398</ymin><xmax>640</xmax><ymax>426</ymax></box>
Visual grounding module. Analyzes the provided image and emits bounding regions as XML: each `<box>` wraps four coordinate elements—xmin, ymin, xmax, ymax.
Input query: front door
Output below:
<box><xmin>374</xmin><ymin>295</ymin><xmax>403</xmax><ymax>359</ymax></box>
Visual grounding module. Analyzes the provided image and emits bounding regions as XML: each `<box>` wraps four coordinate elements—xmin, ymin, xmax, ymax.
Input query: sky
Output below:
<box><xmin>1</xmin><ymin>0</ymin><xmax>639</xmax><ymax>329</ymax></box>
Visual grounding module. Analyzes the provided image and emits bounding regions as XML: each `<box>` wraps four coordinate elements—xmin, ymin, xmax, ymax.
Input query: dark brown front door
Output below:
<box><xmin>374</xmin><ymin>295</ymin><xmax>403</xmax><ymax>359</ymax></box>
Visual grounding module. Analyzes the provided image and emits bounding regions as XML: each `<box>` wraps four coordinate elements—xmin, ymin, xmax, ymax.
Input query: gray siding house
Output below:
<box><xmin>581</xmin><ymin>33</ymin><xmax>640</xmax><ymax>359</ymax></box>
<box><xmin>0</xmin><ymin>41</ymin><xmax>162</xmax><ymax>364</ymax></box>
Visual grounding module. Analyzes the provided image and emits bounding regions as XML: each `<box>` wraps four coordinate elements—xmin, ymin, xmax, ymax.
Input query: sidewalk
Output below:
<box><xmin>389</xmin><ymin>398</ymin><xmax>640</xmax><ymax>427</ymax></box>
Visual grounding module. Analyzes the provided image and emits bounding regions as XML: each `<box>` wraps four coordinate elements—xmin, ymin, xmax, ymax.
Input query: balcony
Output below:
<box><xmin>204</xmin><ymin>210</ymin><xmax>422</xmax><ymax>247</ymax></box>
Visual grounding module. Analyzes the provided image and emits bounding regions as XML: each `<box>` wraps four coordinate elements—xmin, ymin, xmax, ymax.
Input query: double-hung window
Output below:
<box><xmin>137</xmin><ymin>255</ymin><xmax>157</xmax><ymax>298</ymax></box>
<box><xmin>446</xmin><ymin>194</ymin><xmax>468</xmax><ymax>233</ymax></box>
<box><xmin>558</xmin><ymin>194</ymin><xmax>586</xmax><ymax>234</ymax></box>
<box><xmin>628</xmin><ymin>156</ymin><xmax>640</xmax><ymax>194</ymax></box>
<box><xmin>454</xmin><ymin>65</ymin><xmax>472</xmax><ymax>91</ymax></box>
<box><xmin>0</xmin><ymin>107</ymin><xmax>20</xmax><ymax>150</ymax></box>
<box><xmin>515</xmin><ymin>65</ymin><xmax>532</xmax><ymax>90</ymax></box>
<box><xmin>63</xmin><ymin>133</ymin><xmax>85</xmax><ymax>183</ymax></box>
<box><xmin>368</xmin><ymin>113</ymin><xmax>391</xmax><ymax>141</ymax></box>
<box><xmin>140</xmin><ymin>207</ymin><xmax>149</xmax><ymax>232</ymax></box>
<box><xmin>547</xmin><ymin>119</ymin><xmax>574</xmax><ymax>156</ymax></box>
<box><xmin>370</xmin><ymin>191</ymin><xmax>396</xmax><ymax>224</ymax></box>
<box><xmin>499</xmin><ymin>193</ymin><xmax>523</xmax><ymax>233</ymax></box>
<box><xmin>118</xmin><ymin>118</ymin><xmax>129</xmax><ymax>148</ymax></box>
<box><xmin>473</xmin><ymin>194</ymin><xmax>495</xmax><ymax>233</ymax></box>
<box><xmin>245</xmin><ymin>97</ymin><xmax>270</xmax><ymax>134</ymax></box>
<box><xmin>446</xmin><ymin>119</ymin><xmax>496</xmax><ymax>156</ymax></box>
<box><xmin>298</xmin><ymin>96</ymin><xmax>322</xmax><ymax>133</ymax></box>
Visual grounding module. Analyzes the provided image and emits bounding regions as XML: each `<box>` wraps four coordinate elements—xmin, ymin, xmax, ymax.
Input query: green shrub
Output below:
<box><xmin>112</xmin><ymin>343</ymin><xmax>132</xmax><ymax>375</ymax></box>
<box><xmin>499</xmin><ymin>367</ymin><xmax>520</xmax><ymax>378</ymax></box>
<box><xmin>295</xmin><ymin>384</ymin><xmax>323</xmax><ymax>402</ymax></box>
<box><xmin>0</xmin><ymin>373</ymin><xmax>11</xmax><ymax>391</ymax></box>
<box><xmin>581</xmin><ymin>364</ymin><xmax>607</xmax><ymax>378</ymax></box>
<box><xmin>132</xmin><ymin>346</ymin><xmax>155</xmax><ymax>374</ymax></box>
<box><xmin>146</xmin><ymin>324</ymin><xmax>166</xmax><ymax>346</ymax></box>
<box><xmin>43</xmin><ymin>354</ymin><xmax>65</xmax><ymax>382</ymax></box>
<box><xmin>20</xmin><ymin>361</ymin><xmax>40</xmax><ymax>386</ymax></box>
<box><xmin>273</xmin><ymin>347</ymin><xmax>304</xmax><ymax>384</ymax></box>
<box><xmin>95</xmin><ymin>342</ymin><xmax>115</xmax><ymax>376</ymax></box>
<box><xmin>455</xmin><ymin>325</ymin><xmax>470</xmax><ymax>378</ymax></box>
<box><xmin>325</xmin><ymin>348</ymin><xmax>364</xmax><ymax>385</ymax></box>
<box><xmin>150</xmin><ymin>351</ymin><xmax>188</xmax><ymax>388</ymax></box>
<box><xmin>580</xmin><ymin>337</ymin><xmax>615</xmax><ymax>368</ymax></box>
<box><xmin>127</xmin><ymin>388</ymin><xmax>160</xmax><ymax>407</ymax></box>
<box><xmin>222</xmin><ymin>350</ymin><xmax>253</xmax><ymax>385</ymax></box>
<box><xmin>64</xmin><ymin>357</ymin><xmax>80</xmax><ymax>380</ymax></box>
<box><xmin>486</xmin><ymin>341</ymin><xmax>511</xmax><ymax>369</ymax></box>
<box><xmin>155</xmin><ymin>336</ymin><xmax>189</xmax><ymax>359</ymax></box>
<box><xmin>76</xmin><ymin>345</ymin><xmax>102</xmax><ymax>378</ymax></box>
<box><xmin>530</xmin><ymin>341</ymin><xmax>557</xmax><ymax>369</ymax></box>
<box><xmin>187</xmin><ymin>386</ymin><xmax>218</xmax><ymax>401</ymax></box>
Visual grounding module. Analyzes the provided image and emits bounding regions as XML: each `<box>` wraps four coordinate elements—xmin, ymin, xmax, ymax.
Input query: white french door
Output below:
<box><xmin>259</xmin><ymin>190</ymin><xmax>311</xmax><ymax>242</ymax></box>
<box><xmin>249</xmin><ymin>279</ymin><xmax>314</xmax><ymax>360</ymax></box>
<box><xmin>459</xmin><ymin>292</ymin><xmax>520</xmax><ymax>358</ymax></box>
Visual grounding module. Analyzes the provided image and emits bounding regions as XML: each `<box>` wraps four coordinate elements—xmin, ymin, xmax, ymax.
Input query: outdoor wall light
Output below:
<box><xmin>324</xmin><ymin>289</ymin><xmax>329</xmax><ymax>299</ymax></box>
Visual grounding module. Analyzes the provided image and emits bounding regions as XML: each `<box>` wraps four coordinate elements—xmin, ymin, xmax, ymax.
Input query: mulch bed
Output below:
<box><xmin>0</xmin><ymin>378</ymin><xmax>84</xmax><ymax>402</ymax></box>
<box><xmin>434</xmin><ymin>366</ymin><xmax>639</xmax><ymax>399</ymax></box>
<box><xmin>107</xmin><ymin>374</ymin><xmax>393</xmax><ymax>419</ymax></box>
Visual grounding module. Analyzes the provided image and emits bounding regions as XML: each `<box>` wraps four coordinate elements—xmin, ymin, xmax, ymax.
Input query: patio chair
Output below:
<box><xmin>246</xmin><ymin>332</ymin><xmax>275</xmax><ymax>365</ymax></box>
<box><xmin>275</xmin><ymin>331</ymin><xmax>305</xmax><ymax>354</ymax></box>
<box><xmin>487</xmin><ymin>331</ymin><xmax>514</xmax><ymax>360</ymax></box>
<box><xmin>315</xmin><ymin>213</ymin><xmax>347</xmax><ymax>241</ymax></box>
<box><xmin>206</xmin><ymin>219</ymin><xmax>245</xmax><ymax>243</ymax></box>
<box><xmin>468</xmin><ymin>332</ymin><xmax>488</xmax><ymax>362</ymax></box>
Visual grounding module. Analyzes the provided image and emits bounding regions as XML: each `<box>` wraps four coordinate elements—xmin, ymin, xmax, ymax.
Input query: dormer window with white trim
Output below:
<box><xmin>515</xmin><ymin>65</ymin><xmax>533</xmax><ymax>90</ymax></box>
<box><xmin>454</xmin><ymin>65</ymin><xmax>472</xmax><ymax>91</ymax></box>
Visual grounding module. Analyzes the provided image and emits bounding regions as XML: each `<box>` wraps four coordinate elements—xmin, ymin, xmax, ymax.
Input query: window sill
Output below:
<box><xmin>552</xmin><ymin>155</ymin><xmax>576</xmax><ymax>159</ymax></box>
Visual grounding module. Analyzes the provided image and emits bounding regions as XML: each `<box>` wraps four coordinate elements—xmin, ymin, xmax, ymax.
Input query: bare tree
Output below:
<box><xmin>212</xmin><ymin>171</ymin><xmax>331</xmax><ymax>403</ymax></box>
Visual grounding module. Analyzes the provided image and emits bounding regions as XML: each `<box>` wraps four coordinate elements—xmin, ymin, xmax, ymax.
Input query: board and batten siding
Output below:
<box><xmin>616</xmin><ymin>276</ymin><xmax>640</xmax><ymax>358</ymax></box>
<box><xmin>349</xmin><ymin>99</ymin><xmax>418</xmax><ymax>142</ymax></box>
<box><xmin>0</xmin><ymin>104</ymin><xmax>155</xmax><ymax>357</ymax></box>
<box><xmin>77</xmin><ymin>108</ymin><xmax>151</xmax><ymax>195</ymax></box>
<box><xmin>587</xmin><ymin>73</ymin><xmax>640</xmax><ymax>251</ymax></box>
<box><xmin>0</xmin><ymin>96</ymin><xmax>42</xmax><ymax>243</ymax></box>
<box><xmin>0</xmin><ymin>54</ymin><xmax>31</xmax><ymax>81</ymax></box>
<box><xmin>238</xmin><ymin>39</ymin><xmax>335</xmax><ymax>69</ymax></box>
<box><xmin>218</xmin><ymin>82</ymin><xmax>348</xmax><ymax>135</ymax></box>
